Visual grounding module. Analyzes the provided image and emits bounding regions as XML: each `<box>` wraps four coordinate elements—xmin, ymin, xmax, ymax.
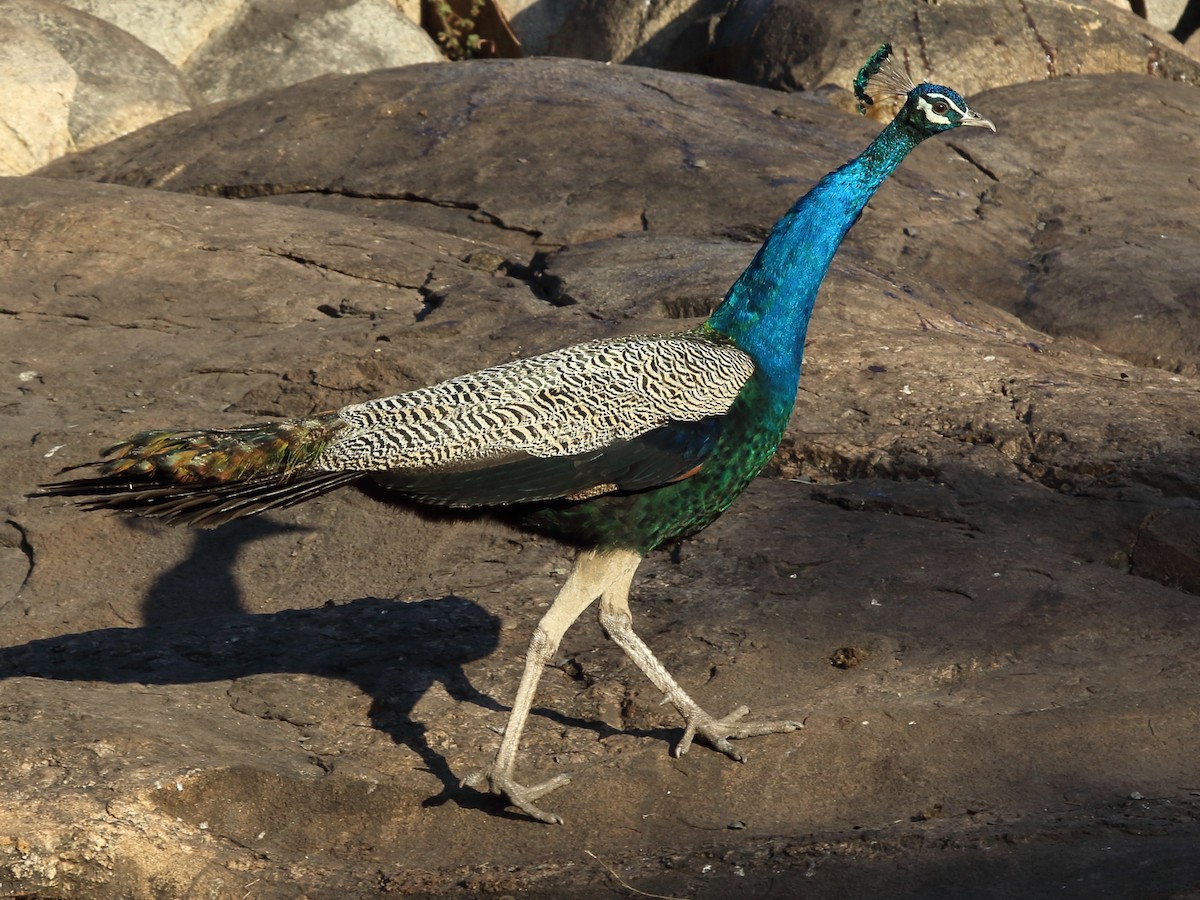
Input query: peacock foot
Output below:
<box><xmin>461</xmin><ymin>764</ymin><xmax>572</xmax><ymax>825</ymax></box>
<box><xmin>673</xmin><ymin>704</ymin><xmax>802</xmax><ymax>761</ymax></box>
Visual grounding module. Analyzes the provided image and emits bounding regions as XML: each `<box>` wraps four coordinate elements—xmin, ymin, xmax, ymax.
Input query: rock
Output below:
<box><xmin>3</xmin><ymin>58</ymin><xmax>1200</xmax><ymax>897</ymax></box>
<box><xmin>1177</xmin><ymin>0</ymin><xmax>1200</xmax><ymax>44</ymax></box>
<box><xmin>519</xmin><ymin>0</ymin><xmax>1200</xmax><ymax>70</ymax></box>
<box><xmin>1135</xmin><ymin>0</ymin><xmax>1192</xmax><ymax>35</ymax></box>
<box><xmin>35</xmin><ymin>58</ymin><xmax>1200</xmax><ymax>380</ymax></box>
<box><xmin>957</xmin><ymin>75</ymin><xmax>1200</xmax><ymax>376</ymax></box>
<box><xmin>36</xmin><ymin>58</ymin><xmax>904</xmax><ymax>249</ymax></box>
<box><xmin>0</xmin><ymin>0</ymin><xmax>191</xmax><ymax>175</ymax></box>
<box><xmin>0</xmin><ymin>22</ymin><xmax>77</xmax><ymax>176</ymax></box>
<box><xmin>395</xmin><ymin>0</ymin><xmax>420</xmax><ymax>26</ymax></box>
<box><xmin>547</xmin><ymin>0</ymin><xmax>725</xmax><ymax>68</ymax></box>
<box><xmin>706</xmin><ymin>0</ymin><xmax>1200</xmax><ymax>100</ymax></box>
<box><xmin>60</xmin><ymin>0</ymin><xmax>445</xmax><ymax>104</ymax></box>
<box><xmin>58</xmin><ymin>0</ymin><xmax>251</xmax><ymax>73</ymax></box>
<box><xmin>503</xmin><ymin>0</ymin><xmax>579</xmax><ymax>55</ymax></box>
<box><xmin>1133</xmin><ymin>507</ymin><xmax>1200</xmax><ymax>592</ymax></box>
<box><xmin>180</xmin><ymin>0</ymin><xmax>446</xmax><ymax>104</ymax></box>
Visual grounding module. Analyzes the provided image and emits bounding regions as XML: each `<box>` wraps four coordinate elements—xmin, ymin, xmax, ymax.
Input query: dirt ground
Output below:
<box><xmin>4</xmin><ymin>470</ymin><xmax>1199</xmax><ymax>897</ymax></box>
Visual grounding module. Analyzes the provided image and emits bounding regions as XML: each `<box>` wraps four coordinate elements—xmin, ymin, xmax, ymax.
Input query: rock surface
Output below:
<box><xmin>59</xmin><ymin>0</ymin><xmax>445</xmax><ymax>103</ymax></box>
<box><xmin>3</xmin><ymin>58</ymin><xmax>1200</xmax><ymax>897</ymax></box>
<box><xmin>546</xmin><ymin>0</ymin><xmax>725</xmax><ymax>68</ymax></box>
<box><xmin>533</xmin><ymin>0</ymin><xmax>1200</xmax><ymax>93</ymax></box>
<box><xmin>706</xmin><ymin>0</ymin><xmax>1200</xmax><ymax>98</ymax></box>
<box><xmin>0</xmin><ymin>0</ymin><xmax>191</xmax><ymax>176</ymax></box>
<box><xmin>1</xmin><ymin>0</ymin><xmax>444</xmax><ymax>176</ymax></box>
<box><xmin>36</xmin><ymin>59</ymin><xmax>1200</xmax><ymax>378</ymax></box>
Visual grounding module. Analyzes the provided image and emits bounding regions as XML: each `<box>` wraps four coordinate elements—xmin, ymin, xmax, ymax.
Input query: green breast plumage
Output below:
<box><xmin>513</xmin><ymin>374</ymin><xmax>789</xmax><ymax>554</ymax></box>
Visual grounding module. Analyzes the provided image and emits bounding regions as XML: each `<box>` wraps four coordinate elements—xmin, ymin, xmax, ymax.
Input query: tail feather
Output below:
<box><xmin>34</xmin><ymin>414</ymin><xmax>358</xmax><ymax>527</ymax></box>
<box><xmin>88</xmin><ymin>416</ymin><xmax>345</xmax><ymax>483</ymax></box>
<box><xmin>37</xmin><ymin>470</ymin><xmax>363</xmax><ymax>527</ymax></box>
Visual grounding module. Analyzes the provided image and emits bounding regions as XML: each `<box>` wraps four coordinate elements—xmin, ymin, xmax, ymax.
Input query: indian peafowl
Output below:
<box><xmin>35</xmin><ymin>46</ymin><xmax>993</xmax><ymax>824</ymax></box>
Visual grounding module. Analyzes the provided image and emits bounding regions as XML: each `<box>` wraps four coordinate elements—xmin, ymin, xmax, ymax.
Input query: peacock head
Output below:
<box><xmin>900</xmin><ymin>83</ymin><xmax>995</xmax><ymax>135</ymax></box>
<box><xmin>855</xmin><ymin>44</ymin><xmax>995</xmax><ymax>137</ymax></box>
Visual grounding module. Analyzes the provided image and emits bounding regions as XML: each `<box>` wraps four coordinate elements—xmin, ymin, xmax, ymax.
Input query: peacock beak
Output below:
<box><xmin>961</xmin><ymin>109</ymin><xmax>996</xmax><ymax>132</ymax></box>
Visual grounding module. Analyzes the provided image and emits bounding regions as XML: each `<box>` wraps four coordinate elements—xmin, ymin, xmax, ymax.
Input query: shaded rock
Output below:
<box><xmin>60</xmin><ymin>0</ymin><xmax>445</xmax><ymax>104</ymax></box>
<box><xmin>547</xmin><ymin>0</ymin><xmax>725</xmax><ymax>69</ymax></box>
<box><xmin>1133</xmin><ymin>507</ymin><xmax>1200</xmax><ymax>592</ymax></box>
<box><xmin>706</xmin><ymin>0</ymin><xmax>1200</xmax><ymax>100</ymax></box>
<box><xmin>503</xmin><ymin>0</ymin><xmax>580</xmax><ymax>56</ymax></box>
<box><xmin>523</xmin><ymin>0</ymin><xmax>1200</xmax><ymax>90</ymax></box>
<box><xmin>0</xmin><ymin>0</ymin><xmax>190</xmax><ymax>176</ymax></box>
<box><xmin>37</xmin><ymin>58</ymin><xmax>908</xmax><ymax>250</ymax></box>
<box><xmin>940</xmin><ymin>74</ymin><xmax>1200</xmax><ymax>376</ymax></box>
<box><xmin>516</xmin><ymin>0</ymin><xmax>1200</xmax><ymax>70</ymax></box>
<box><xmin>1138</xmin><ymin>0</ymin><xmax>1194</xmax><ymax>36</ymax></box>
<box><xmin>5</xmin><ymin>469</ymin><xmax>1200</xmax><ymax>894</ymax></box>
<box><xmin>425</xmin><ymin>0</ymin><xmax>523</xmax><ymax>60</ymax></box>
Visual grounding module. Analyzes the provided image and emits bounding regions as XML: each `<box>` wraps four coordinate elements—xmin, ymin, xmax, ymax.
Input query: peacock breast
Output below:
<box><xmin>515</xmin><ymin>374</ymin><xmax>792</xmax><ymax>554</ymax></box>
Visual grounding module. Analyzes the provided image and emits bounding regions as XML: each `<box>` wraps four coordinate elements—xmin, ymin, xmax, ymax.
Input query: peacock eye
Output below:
<box><xmin>931</xmin><ymin>100</ymin><xmax>949</xmax><ymax>115</ymax></box>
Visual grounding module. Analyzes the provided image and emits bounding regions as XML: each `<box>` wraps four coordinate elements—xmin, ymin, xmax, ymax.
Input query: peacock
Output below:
<box><xmin>36</xmin><ymin>46</ymin><xmax>993</xmax><ymax>824</ymax></box>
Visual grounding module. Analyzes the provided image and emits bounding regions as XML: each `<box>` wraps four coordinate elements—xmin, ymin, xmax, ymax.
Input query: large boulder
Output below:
<box><xmin>710</xmin><ymin>0</ymin><xmax>1200</xmax><ymax>99</ymax></box>
<box><xmin>545</xmin><ymin>0</ymin><xmax>725</xmax><ymax>68</ymax></box>
<box><xmin>0</xmin><ymin>0</ymin><xmax>190</xmax><ymax>175</ymax></box>
<box><xmin>36</xmin><ymin>58</ymin><xmax>1200</xmax><ymax>380</ymax></box>
<box><xmin>59</xmin><ymin>0</ymin><xmax>445</xmax><ymax>103</ymax></box>
<box><xmin>0</xmin><ymin>0</ymin><xmax>447</xmax><ymax>177</ymax></box>
<box><xmin>534</xmin><ymin>0</ymin><xmax>1200</xmax><ymax>96</ymax></box>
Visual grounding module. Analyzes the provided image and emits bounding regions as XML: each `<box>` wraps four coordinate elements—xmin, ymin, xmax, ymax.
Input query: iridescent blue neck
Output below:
<box><xmin>706</xmin><ymin>117</ymin><xmax>923</xmax><ymax>400</ymax></box>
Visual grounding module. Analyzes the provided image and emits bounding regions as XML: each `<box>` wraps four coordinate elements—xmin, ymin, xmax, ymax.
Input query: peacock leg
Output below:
<box><xmin>598</xmin><ymin>573</ymin><xmax>801</xmax><ymax>761</ymax></box>
<box><xmin>463</xmin><ymin>547</ymin><xmax>643</xmax><ymax>824</ymax></box>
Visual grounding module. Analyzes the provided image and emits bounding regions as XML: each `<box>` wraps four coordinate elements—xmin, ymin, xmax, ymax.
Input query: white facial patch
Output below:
<box><xmin>916</xmin><ymin>92</ymin><xmax>967</xmax><ymax>126</ymax></box>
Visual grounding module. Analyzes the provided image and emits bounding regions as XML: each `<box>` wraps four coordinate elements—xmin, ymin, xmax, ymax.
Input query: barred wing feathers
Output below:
<box><xmin>327</xmin><ymin>333</ymin><xmax>755</xmax><ymax>506</ymax></box>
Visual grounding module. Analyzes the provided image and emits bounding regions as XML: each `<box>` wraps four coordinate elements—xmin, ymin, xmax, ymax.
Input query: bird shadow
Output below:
<box><xmin>0</xmin><ymin>515</ymin><xmax>510</xmax><ymax>811</ymax></box>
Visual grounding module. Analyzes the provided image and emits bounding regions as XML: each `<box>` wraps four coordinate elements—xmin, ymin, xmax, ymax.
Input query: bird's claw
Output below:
<box><xmin>461</xmin><ymin>765</ymin><xmax>572</xmax><ymax>824</ymax></box>
<box><xmin>673</xmin><ymin>704</ymin><xmax>802</xmax><ymax>760</ymax></box>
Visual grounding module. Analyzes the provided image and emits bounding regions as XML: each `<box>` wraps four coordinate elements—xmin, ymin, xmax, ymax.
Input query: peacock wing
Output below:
<box><xmin>325</xmin><ymin>332</ymin><xmax>756</xmax><ymax>507</ymax></box>
<box><xmin>371</xmin><ymin>415</ymin><xmax>725</xmax><ymax>506</ymax></box>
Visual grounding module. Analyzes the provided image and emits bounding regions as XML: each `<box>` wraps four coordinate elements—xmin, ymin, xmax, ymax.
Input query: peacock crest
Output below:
<box><xmin>854</xmin><ymin>42</ymin><xmax>917</xmax><ymax>113</ymax></box>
